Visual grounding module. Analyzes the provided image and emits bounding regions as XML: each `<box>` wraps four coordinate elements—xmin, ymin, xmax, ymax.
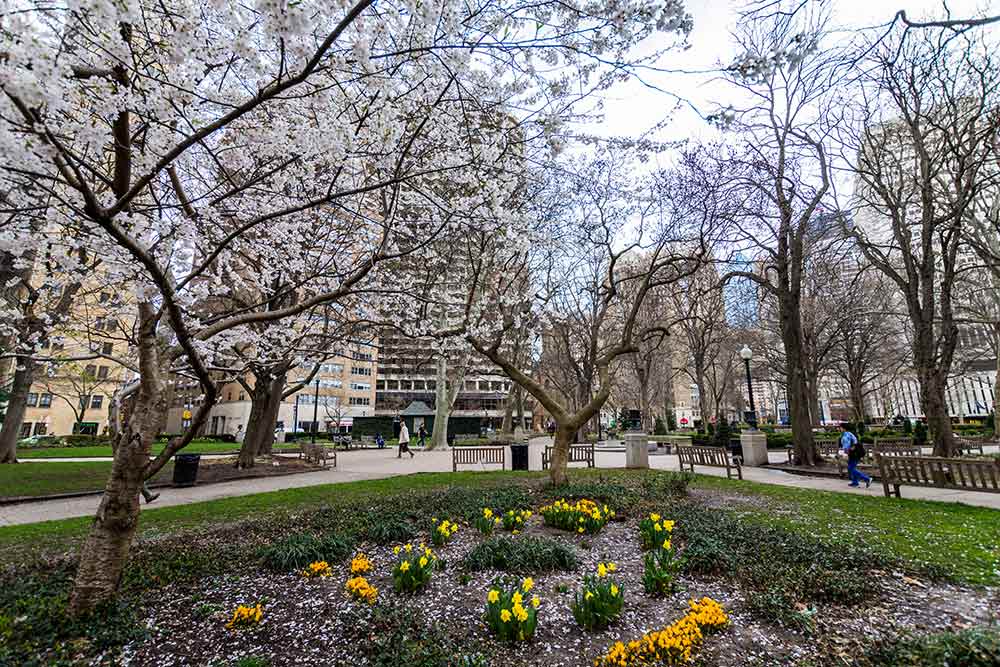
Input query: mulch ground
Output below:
<box><xmin>119</xmin><ymin>493</ymin><xmax>999</xmax><ymax>667</ymax></box>
<box><xmin>168</xmin><ymin>455</ymin><xmax>325</xmax><ymax>487</ymax></box>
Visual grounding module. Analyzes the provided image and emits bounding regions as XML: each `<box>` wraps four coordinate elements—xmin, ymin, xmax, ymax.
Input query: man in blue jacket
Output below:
<box><xmin>840</xmin><ymin>423</ymin><xmax>871</xmax><ymax>488</ymax></box>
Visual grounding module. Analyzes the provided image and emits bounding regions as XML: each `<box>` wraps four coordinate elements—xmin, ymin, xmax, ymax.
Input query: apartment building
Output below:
<box><xmin>165</xmin><ymin>342</ymin><xmax>378</xmax><ymax>436</ymax></box>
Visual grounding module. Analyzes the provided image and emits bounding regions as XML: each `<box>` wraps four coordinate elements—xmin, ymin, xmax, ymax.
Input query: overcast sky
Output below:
<box><xmin>594</xmin><ymin>0</ymin><xmax>999</xmax><ymax>151</ymax></box>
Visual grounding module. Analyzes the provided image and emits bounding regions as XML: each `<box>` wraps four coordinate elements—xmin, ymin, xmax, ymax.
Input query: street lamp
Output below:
<box><xmin>739</xmin><ymin>345</ymin><xmax>758</xmax><ymax>430</ymax></box>
<box><xmin>311</xmin><ymin>377</ymin><xmax>320</xmax><ymax>444</ymax></box>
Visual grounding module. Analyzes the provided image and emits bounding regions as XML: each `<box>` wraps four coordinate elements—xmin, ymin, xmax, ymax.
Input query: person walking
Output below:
<box><xmin>417</xmin><ymin>424</ymin><xmax>427</xmax><ymax>449</ymax></box>
<box><xmin>398</xmin><ymin>421</ymin><xmax>414</xmax><ymax>458</ymax></box>
<box><xmin>375</xmin><ymin>432</ymin><xmax>385</xmax><ymax>449</ymax></box>
<box><xmin>840</xmin><ymin>422</ymin><xmax>871</xmax><ymax>489</ymax></box>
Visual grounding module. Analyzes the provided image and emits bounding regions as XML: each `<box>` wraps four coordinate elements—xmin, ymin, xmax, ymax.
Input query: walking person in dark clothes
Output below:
<box><xmin>840</xmin><ymin>422</ymin><xmax>871</xmax><ymax>488</ymax></box>
<box><xmin>418</xmin><ymin>424</ymin><xmax>427</xmax><ymax>448</ymax></box>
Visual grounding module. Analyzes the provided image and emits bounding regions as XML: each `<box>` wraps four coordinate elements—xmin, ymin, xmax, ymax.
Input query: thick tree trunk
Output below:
<box><xmin>548</xmin><ymin>426</ymin><xmax>574</xmax><ymax>485</ymax></box>
<box><xmin>236</xmin><ymin>370</ymin><xmax>287</xmax><ymax>468</ymax></box>
<box><xmin>780</xmin><ymin>300</ymin><xmax>817</xmax><ymax>465</ymax></box>
<box><xmin>69</xmin><ymin>305</ymin><xmax>167</xmax><ymax>614</ymax></box>
<box><xmin>0</xmin><ymin>356</ymin><xmax>35</xmax><ymax>463</ymax></box>
<box><xmin>921</xmin><ymin>372</ymin><xmax>955</xmax><ymax>457</ymax></box>
<box><xmin>500</xmin><ymin>383</ymin><xmax>514</xmax><ymax>435</ymax></box>
<box><xmin>432</xmin><ymin>354</ymin><xmax>450</xmax><ymax>450</ymax></box>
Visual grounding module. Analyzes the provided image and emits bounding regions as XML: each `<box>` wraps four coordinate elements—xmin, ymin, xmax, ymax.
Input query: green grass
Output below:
<box><xmin>1</xmin><ymin>469</ymin><xmax>998</xmax><ymax>585</ymax></box>
<box><xmin>16</xmin><ymin>440</ymin><xmax>303</xmax><ymax>459</ymax></box>
<box><xmin>694</xmin><ymin>476</ymin><xmax>1000</xmax><ymax>585</ymax></box>
<box><xmin>0</xmin><ymin>461</ymin><xmax>174</xmax><ymax>499</ymax></box>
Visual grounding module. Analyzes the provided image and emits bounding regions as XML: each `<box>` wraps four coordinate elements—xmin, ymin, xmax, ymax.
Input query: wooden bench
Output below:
<box><xmin>875</xmin><ymin>453</ymin><xmax>1000</xmax><ymax>498</ymax></box>
<box><xmin>542</xmin><ymin>443</ymin><xmax>595</xmax><ymax>470</ymax></box>
<box><xmin>837</xmin><ymin>442</ymin><xmax>921</xmax><ymax>477</ymax></box>
<box><xmin>451</xmin><ymin>445</ymin><xmax>505</xmax><ymax>472</ymax></box>
<box><xmin>300</xmin><ymin>442</ymin><xmax>336</xmax><ymax>468</ymax></box>
<box><xmin>955</xmin><ymin>437</ymin><xmax>985</xmax><ymax>456</ymax></box>
<box><xmin>786</xmin><ymin>437</ymin><xmax>840</xmax><ymax>464</ymax></box>
<box><xmin>677</xmin><ymin>445</ymin><xmax>742</xmax><ymax>480</ymax></box>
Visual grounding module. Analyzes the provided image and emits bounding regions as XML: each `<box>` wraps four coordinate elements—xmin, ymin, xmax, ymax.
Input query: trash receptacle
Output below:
<box><xmin>173</xmin><ymin>453</ymin><xmax>201</xmax><ymax>487</ymax></box>
<box><xmin>510</xmin><ymin>443</ymin><xmax>529</xmax><ymax>471</ymax></box>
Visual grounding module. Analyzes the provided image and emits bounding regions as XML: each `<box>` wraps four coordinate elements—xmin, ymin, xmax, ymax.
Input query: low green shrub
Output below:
<box><xmin>860</xmin><ymin>627</ymin><xmax>1000</xmax><ymax>667</ymax></box>
<box><xmin>0</xmin><ymin>568</ymin><xmax>144</xmax><ymax>667</ymax></box>
<box><xmin>463</xmin><ymin>536</ymin><xmax>577</xmax><ymax>573</ymax></box>
<box><xmin>642</xmin><ymin>544</ymin><xmax>683</xmax><ymax>596</ymax></box>
<box><xmin>345</xmin><ymin>603</ymin><xmax>489</xmax><ymax>667</ymax></box>
<box><xmin>352</xmin><ymin>510</ymin><xmax>416</xmax><ymax>544</ymax></box>
<box><xmin>257</xmin><ymin>532</ymin><xmax>354</xmax><ymax>572</ymax></box>
<box><xmin>541</xmin><ymin>480</ymin><xmax>633</xmax><ymax>509</ymax></box>
<box><xmin>638</xmin><ymin>472</ymin><xmax>692</xmax><ymax>499</ymax></box>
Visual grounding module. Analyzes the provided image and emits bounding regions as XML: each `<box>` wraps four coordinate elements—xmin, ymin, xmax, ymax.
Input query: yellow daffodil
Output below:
<box><xmin>487</xmin><ymin>589</ymin><xmax>500</xmax><ymax>603</ymax></box>
<box><xmin>650</xmin><ymin>513</ymin><xmax>660</xmax><ymax>522</ymax></box>
<box><xmin>611</xmin><ymin>584</ymin><xmax>619</xmax><ymax>596</ymax></box>
<box><xmin>399</xmin><ymin>561</ymin><xmax>410</xmax><ymax>572</ymax></box>
<box><xmin>393</xmin><ymin>546</ymin><xmax>401</xmax><ymax>555</ymax></box>
<box><xmin>607</xmin><ymin>562</ymin><xmax>617</xmax><ymax>572</ymax></box>
<box><xmin>512</xmin><ymin>591</ymin><xmax>523</xmax><ymax>605</ymax></box>
<box><xmin>404</xmin><ymin>543</ymin><xmax>413</xmax><ymax>553</ymax></box>
<box><xmin>531</xmin><ymin>596</ymin><xmax>540</xmax><ymax>608</ymax></box>
<box><xmin>597</xmin><ymin>563</ymin><xmax>608</xmax><ymax>577</ymax></box>
<box><xmin>419</xmin><ymin>556</ymin><xmax>428</xmax><ymax>567</ymax></box>
<box><xmin>500</xmin><ymin>609</ymin><xmax>512</xmax><ymax>622</ymax></box>
<box><xmin>522</xmin><ymin>577</ymin><xmax>534</xmax><ymax>591</ymax></box>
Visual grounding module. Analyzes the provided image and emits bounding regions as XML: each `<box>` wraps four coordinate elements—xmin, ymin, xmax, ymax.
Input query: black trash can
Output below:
<box><xmin>728</xmin><ymin>438</ymin><xmax>744</xmax><ymax>463</ymax></box>
<box><xmin>173</xmin><ymin>453</ymin><xmax>201</xmax><ymax>487</ymax></box>
<box><xmin>510</xmin><ymin>443</ymin><xmax>529</xmax><ymax>471</ymax></box>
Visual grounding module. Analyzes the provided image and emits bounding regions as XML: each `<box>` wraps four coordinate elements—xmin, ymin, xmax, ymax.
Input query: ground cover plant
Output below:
<box><xmin>1</xmin><ymin>469</ymin><xmax>998</xmax><ymax>666</ymax></box>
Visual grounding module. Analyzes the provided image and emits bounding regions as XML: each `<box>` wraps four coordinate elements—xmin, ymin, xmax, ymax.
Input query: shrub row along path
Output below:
<box><xmin>4</xmin><ymin>439</ymin><xmax>1000</xmax><ymax>526</ymax></box>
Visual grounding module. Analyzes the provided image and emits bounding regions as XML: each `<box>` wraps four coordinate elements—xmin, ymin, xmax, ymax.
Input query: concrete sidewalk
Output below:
<box><xmin>3</xmin><ymin>443</ymin><xmax>999</xmax><ymax>527</ymax></box>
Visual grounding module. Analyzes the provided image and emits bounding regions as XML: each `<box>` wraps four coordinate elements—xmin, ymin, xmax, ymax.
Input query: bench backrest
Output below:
<box><xmin>877</xmin><ymin>454</ymin><xmax>1000</xmax><ymax>493</ymax></box>
<box><xmin>453</xmin><ymin>446</ymin><xmax>505</xmax><ymax>465</ymax></box>
<box><xmin>544</xmin><ymin>444</ymin><xmax>594</xmax><ymax>463</ymax></box>
<box><xmin>955</xmin><ymin>437</ymin><xmax>986</xmax><ymax>454</ymax></box>
<box><xmin>677</xmin><ymin>445</ymin><xmax>732</xmax><ymax>468</ymax></box>
<box><xmin>814</xmin><ymin>438</ymin><xmax>840</xmax><ymax>455</ymax></box>
<box><xmin>874</xmin><ymin>437</ymin><xmax>914</xmax><ymax>448</ymax></box>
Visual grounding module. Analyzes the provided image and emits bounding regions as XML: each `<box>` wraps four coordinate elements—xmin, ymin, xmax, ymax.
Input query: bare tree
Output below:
<box><xmin>843</xmin><ymin>27</ymin><xmax>1000</xmax><ymax>455</ymax></box>
<box><xmin>715</xmin><ymin>5</ymin><xmax>843</xmax><ymax>464</ymax></box>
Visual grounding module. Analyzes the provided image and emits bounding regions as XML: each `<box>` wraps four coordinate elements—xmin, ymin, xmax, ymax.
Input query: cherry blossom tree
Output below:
<box><xmin>1</xmin><ymin>0</ymin><xmax>694</xmax><ymax>612</ymax></box>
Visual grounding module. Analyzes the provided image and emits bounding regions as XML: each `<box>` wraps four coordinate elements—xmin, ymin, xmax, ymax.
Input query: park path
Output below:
<box><xmin>3</xmin><ymin>441</ymin><xmax>1000</xmax><ymax>527</ymax></box>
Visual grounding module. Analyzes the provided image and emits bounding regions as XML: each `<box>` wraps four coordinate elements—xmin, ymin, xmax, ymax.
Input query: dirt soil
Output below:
<box><xmin>120</xmin><ymin>504</ymin><xmax>999</xmax><ymax>667</ymax></box>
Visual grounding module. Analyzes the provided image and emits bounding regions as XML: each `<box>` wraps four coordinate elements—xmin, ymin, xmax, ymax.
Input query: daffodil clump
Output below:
<box><xmin>431</xmin><ymin>517</ymin><xmax>460</xmax><ymax>546</ymax></box>
<box><xmin>350</xmin><ymin>552</ymin><xmax>372</xmax><ymax>575</ymax></box>
<box><xmin>226</xmin><ymin>603</ymin><xmax>263</xmax><ymax>630</ymax></box>
<box><xmin>474</xmin><ymin>508</ymin><xmax>503</xmax><ymax>536</ymax></box>
<box><xmin>642</xmin><ymin>521</ymin><xmax>684</xmax><ymax>595</ymax></box>
<box><xmin>593</xmin><ymin>597</ymin><xmax>728</xmax><ymax>666</ymax></box>
<box><xmin>539</xmin><ymin>498</ymin><xmax>614</xmax><ymax>534</ymax></box>
<box><xmin>638</xmin><ymin>513</ymin><xmax>676</xmax><ymax>551</ymax></box>
<box><xmin>571</xmin><ymin>561</ymin><xmax>624</xmax><ymax>631</ymax></box>
<box><xmin>345</xmin><ymin>575</ymin><xmax>378</xmax><ymax>605</ymax></box>
<box><xmin>501</xmin><ymin>509</ymin><xmax>532</xmax><ymax>533</ymax></box>
<box><xmin>484</xmin><ymin>577</ymin><xmax>540</xmax><ymax>641</ymax></box>
<box><xmin>301</xmin><ymin>560</ymin><xmax>332</xmax><ymax>578</ymax></box>
<box><xmin>392</xmin><ymin>543</ymin><xmax>437</xmax><ymax>593</ymax></box>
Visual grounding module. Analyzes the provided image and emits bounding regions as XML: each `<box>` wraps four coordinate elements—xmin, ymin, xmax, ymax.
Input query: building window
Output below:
<box><xmin>85</xmin><ymin>364</ymin><xmax>97</xmax><ymax>377</ymax></box>
<box><xmin>351</xmin><ymin>366</ymin><xmax>372</xmax><ymax>376</ymax></box>
<box><xmin>79</xmin><ymin>395</ymin><xmax>90</xmax><ymax>410</ymax></box>
<box><xmin>97</xmin><ymin>366</ymin><xmax>109</xmax><ymax>379</ymax></box>
<box><xmin>350</xmin><ymin>382</ymin><xmax>371</xmax><ymax>392</ymax></box>
<box><xmin>353</xmin><ymin>351</ymin><xmax>373</xmax><ymax>361</ymax></box>
<box><xmin>20</xmin><ymin>422</ymin><xmax>31</xmax><ymax>437</ymax></box>
<box><xmin>238</xmin><ymin>391</ymin><xmax>245</xmax><ymax>401</ymax></box>
<box><xmin>349</xmin><ymin>396</ymin><xmax>371</xmax><ymax>406</ymax></box>
<box><xmin>91</xmin><ymin>395</ymin><xmax>104</xmax><ymax>409</ymax></box>
<box><xmin>39</xmin><ymin>393</ymin><xmax>52</xmax><ymax>408</ymax></box>
<box><xmin>102</xmin><ymin>342</ymin><xmax>113</xmax><ymax>355</ymax></box>
<box><xmin>33</xmin><ymin>422</ymin><xmax>47</xmax><ymax>435</ymax></box>
<box><xmin>26</xmin><ymin>392</ymin><xmax>38</xmax><ymax>407</ymax></box>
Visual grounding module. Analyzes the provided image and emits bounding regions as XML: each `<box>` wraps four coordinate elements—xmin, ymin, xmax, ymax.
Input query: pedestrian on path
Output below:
<box><xmin>375</xmin><ymin>433</ymin><xmax>386</xmax><ymax>449</ymax></box>
<box><xmin>840</xmin><ymin>423</ymin><xmax>871</xmax><ymax>489</ymax></box>
<box><xmin>418</xmin><ymin>424</ymin><xmax>427</xmax><ymax>448</ymax></box>
<box><xmin>398</xmin><ymin>421</ymin><xmax>414</xmax><ymax>458</ymax></box>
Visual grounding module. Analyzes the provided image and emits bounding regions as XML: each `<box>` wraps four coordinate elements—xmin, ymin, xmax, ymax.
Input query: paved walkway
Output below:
<box><xmin>4</xmin><ymin>442</ymin><xmax>1000</xmax><ymax>527</ymax></box>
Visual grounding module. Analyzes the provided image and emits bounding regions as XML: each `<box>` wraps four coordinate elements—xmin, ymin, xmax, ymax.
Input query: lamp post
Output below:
<box><xmin>311</xmin><ymin>377</ymin><xmax>320</xmax><ymax>444</ymax></box>
<box><xmin>739</xmin><ymin>345</ymin><xmax>757</xmax><ymax>430</ymax></box>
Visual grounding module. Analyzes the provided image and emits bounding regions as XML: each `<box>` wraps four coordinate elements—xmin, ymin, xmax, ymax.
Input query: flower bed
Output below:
<box><xmin>539</xmin><ymin>498</ymin><xmax>613</xmax><ymax>534</ymax></box>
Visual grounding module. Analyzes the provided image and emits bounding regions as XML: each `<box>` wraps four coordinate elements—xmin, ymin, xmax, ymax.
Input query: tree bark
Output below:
<box><xmin>500</xmin><ymin>382</ymin><xmax>514</xmax><ymax>435</ymax></box>
<box><xmin>236</xmin><ymin>368</ymin><xmax>287</xmax><ymax>468</ymax></box>
<box><xmin>920</xmin><ymin>369</ymin><xmax>955</xmax><ymax>456</ymax></box>
<box><xmin>780</xmin><ymin>301</ymin><xmax>817</xmax><ymax>465</ymax></box>
<box><xmin>994</xmin><ymin>328</ymin><xmax>1000</xmax><ymax>440</ymax></box>
<box><xmin>0</xmin><ymin>356</ymin><xmax>35</xmax><ymax>463</ymax></box>
<box><xmin>549</xmin><ymin>426</ymin><xmax>574</xmax><ymax>485</ymax></box>
<box><xmin>69</xmin><ymin>304</ymin><xmax>167</xmax><ymax>614</ymax></box>
<box><xmin>429</xmin><ymin>351</ymin><xmax>467</xmax><ymax>450</ymax></box>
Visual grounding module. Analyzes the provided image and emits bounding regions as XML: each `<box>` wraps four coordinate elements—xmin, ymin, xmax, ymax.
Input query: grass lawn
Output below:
<box><xmin>0</xmin><ymin>461</ymin><xmax>175</xmax><ymax>499</ymax></box>
<box><xmin>15</xmin><ymin>439</ymin><xmax>306</xmax><ymax>459</ymax></box>
<box><xmin>2</xmin><ymin>469</ymin><xmax>998</xmax><ymax>585</ymax></box>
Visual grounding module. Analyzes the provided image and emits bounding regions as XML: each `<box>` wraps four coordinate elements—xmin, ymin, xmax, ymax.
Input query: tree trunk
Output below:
<box><xmin>431</xmin><ymin>354</ymin><xmax>450</xmax><ymax>449</ymax></box>
<box><xmin>69</xmin><ymin>305</ymin><xmax>167</xmax><ymax>614</ymax></box>
<box><xmin>515</xmin><ymin>385</ymin><xmax>525</xmax><ymax>431</ymax></box>
<box><xmin>236</xmin><ymin>370</ymin><xmax>286</xmax><ymax>468</ymax></box>
<box><xmin>993</xmin><ymin>327</ymin><xmax>1000</xmax><ymax>440</ymax></box>
<box><xmin>780</xmin><ymin>305</ymin><xmax>817</xmax><ymax>465</ymax></box>
<box><xmin>548</xmin><ymin>426</ymin><xmax>574</xmax><ymax>485</ymax></box>
<box><xmin>500</xmin><ymin>383</ymin><xmax>514</xmax><ymax>435</ymax></box>
<box><xmin>921</xmin><ymin>372</ymin><xmax>955</xmax><ymax>457</ymax></box>
<box><xmin>638</xmin><ymin>375</ymin><xmax>651</xmax><ymax>433</ymax></box>
<box><xmin>0</xmin><ymin>356</ymin><xmax>35</xmax><ymax>463</ymax></box>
